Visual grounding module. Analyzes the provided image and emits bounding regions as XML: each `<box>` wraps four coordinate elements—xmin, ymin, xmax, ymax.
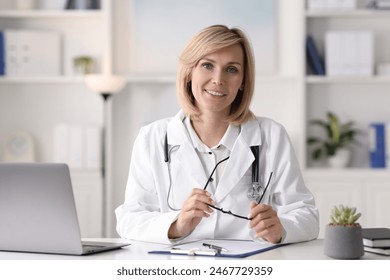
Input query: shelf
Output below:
<box><xmin>0</xmin><ymin>76</ymin><xmax>85</xmax><ymax>84</ymax></box>
<box><xmin>306</xmin><ymin>9</ymin><xmax>390</xmax><ymax>18</ymax></box>
<box><xmin>306</xmin><ymin>75</ymin><xmax>390</xmax><ymax>84</ymax></box>
<box><xmin>0</xmin><ymin>10</ymin><xmax>104</xmax><ymax>19</ymax></box>
<box><xmin>304</xmin><ymin>168</ymin><xmax>390</xmax><ymax>179</ymax></box>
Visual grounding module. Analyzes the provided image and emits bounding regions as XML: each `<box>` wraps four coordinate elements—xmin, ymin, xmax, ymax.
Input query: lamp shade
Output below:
<box><xmin>84</xmin><ymin>74</ymin><xmax>126</xmax><ymax>94</ymax></box>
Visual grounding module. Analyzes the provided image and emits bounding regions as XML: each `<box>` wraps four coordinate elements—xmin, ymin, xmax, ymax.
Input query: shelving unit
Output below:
<box><xmin>305</xmin><ymin>5</ymin><xmax>390</xmax><ymax>168</ymax></box>
<box><xmin>0</xmin><ymin>1</ymin><xmax>111</xmax><ymax>237</ymax></box>
<box><xmin>303</xmin><ymin>2</ymin><xmax>390</xmax><ymax>237</ymax></box>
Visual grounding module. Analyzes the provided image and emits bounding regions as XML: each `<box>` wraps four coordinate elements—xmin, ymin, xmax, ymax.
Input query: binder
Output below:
<box><xmin>148</xmin><ymin>239</ymin><xmax>285</xmax><ymax>258</ymax></box>
<box><xmin>306</xmin><ymin>35</ymin><xmax>325</xmax><ymax>75</ymax></box>
<box><xmin>53</xmin><ymin>123</ymin><xmax>101</xmax><ymax>170</ymax></box>
<box><xmin>369</xmin><ymin>123</ymin><xmax>386</xmax><ymax>168</ymax></box>
<box><xmin>85</xmin><ymin>125</ymin><xmax>102</xmax><ymax>170</ymax></box>
<box><xmin>0</xmin><ymin>31</ymin><xmax>4</xmax><ymax>75</ymax></box>
<box><xmin>325</xmin><ymin>31</ymin><xmax>373</xmax><ymax>76</ymax></box>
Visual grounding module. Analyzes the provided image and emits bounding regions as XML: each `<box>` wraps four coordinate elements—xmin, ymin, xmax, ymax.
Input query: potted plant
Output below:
<box><xmin>307</xmin><ymin>111</ymin><xmax>358</xmax><ymax>168</ymax></box>
<box><xmin>73</xmin><ymin>56</ymin><xmax>94</xmax><ymax>75</ymax></box>
<box><xmin>324</xmin><ymin>205</ymin><xmax>364</xmax><ymax>259</ymax></box>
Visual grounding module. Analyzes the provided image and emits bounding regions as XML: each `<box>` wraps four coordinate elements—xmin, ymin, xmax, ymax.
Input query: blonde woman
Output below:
<box><xmin>116</xmin><ymin>25</ymin><xmax>319</xmax><ymax>244</ymax></box>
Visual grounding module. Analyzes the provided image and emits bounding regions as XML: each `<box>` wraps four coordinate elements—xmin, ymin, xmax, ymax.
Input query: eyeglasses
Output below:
<box><xmin>166</xmin><ymin>154</ymin><xmax>273</xmax><ymax>220</ymax></box>
<box><xmin>203</xmin><ymin>157</ymin><xmax>273</xmax><ymax>221</ymax></box>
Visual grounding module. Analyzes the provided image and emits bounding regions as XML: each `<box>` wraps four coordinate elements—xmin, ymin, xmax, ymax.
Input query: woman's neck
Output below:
<box><xmin>191</xmin><ymin>115</ymin><xmax>229</xmax><ymax>148</ymax></box>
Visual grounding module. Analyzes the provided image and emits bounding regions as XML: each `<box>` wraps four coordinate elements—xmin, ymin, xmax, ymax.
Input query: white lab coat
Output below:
<box><xmin>116</xmin><ymin>111</ymin><xmax>319</xmax><ymax>244</ymax></box>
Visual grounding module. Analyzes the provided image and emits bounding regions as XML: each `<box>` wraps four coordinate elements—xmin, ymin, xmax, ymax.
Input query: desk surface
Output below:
<box><xmin>0</xmin><ymin>238</ymin><xmax>388</xmax><ymax>260</ymax></box>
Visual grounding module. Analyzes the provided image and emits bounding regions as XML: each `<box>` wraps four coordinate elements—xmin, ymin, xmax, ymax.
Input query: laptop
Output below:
<box><xmin>0</xmin><ymin>163</ymin><xmax>130</xmax><ymax>255</ymax></box>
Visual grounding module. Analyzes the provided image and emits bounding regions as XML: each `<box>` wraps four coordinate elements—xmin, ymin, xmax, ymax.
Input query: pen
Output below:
<box><xmin>202</xmin><ymin>243</ymin><xmax>228</xmax><ymax>252</ymax></box>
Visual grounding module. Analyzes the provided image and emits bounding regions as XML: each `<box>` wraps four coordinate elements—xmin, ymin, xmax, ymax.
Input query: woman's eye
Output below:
<box><xmin>201</xmin><ymin>62</ymin><xmax>213</xmax><ymax>70</ymax></box>
<box><xmin>226</xmin><ymin>66</ymin><xmax>238</xmax><ymax>74</ymax></box>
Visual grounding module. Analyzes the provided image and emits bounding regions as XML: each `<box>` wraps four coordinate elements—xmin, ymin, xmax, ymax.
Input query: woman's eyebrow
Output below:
<box><xmin>201</xmin><ymin>58</ymin><xmax>242</xmax><ymax>66</ymax></box>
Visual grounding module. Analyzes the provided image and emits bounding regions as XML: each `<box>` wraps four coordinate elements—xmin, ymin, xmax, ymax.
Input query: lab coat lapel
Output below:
<box><xmin>215</xmin><ymin>119</ymin><xmax>262</xmax><ymax>202</ymax></box>
<box><xmin>166</xmin><ymin>112</ymin><xmax>208</xmax><ymax>190</ymax></box>
<box><xmin>173</xmin><ymin>141</ymin><xmax>208</xmax><ymax>189</ymax></box>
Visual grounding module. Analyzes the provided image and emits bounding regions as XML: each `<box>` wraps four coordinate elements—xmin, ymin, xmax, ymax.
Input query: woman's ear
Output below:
<box><xmin>240</xmin><ymin>84</ymin><xmax>244</xmax><ymax>91</ymax></box>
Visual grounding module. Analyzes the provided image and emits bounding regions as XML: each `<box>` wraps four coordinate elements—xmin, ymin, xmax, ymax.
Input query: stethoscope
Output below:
<box><xmin>163</xmin><ymin>132</ymin><xmax>269</xmax><ymax>210</ymax></box>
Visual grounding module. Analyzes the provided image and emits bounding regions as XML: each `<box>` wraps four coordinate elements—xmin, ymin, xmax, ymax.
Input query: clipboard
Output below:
<box><xmin>148</xmin><ymin>239</ymin><xmax>285</xmax><ymax>258</ymax></box>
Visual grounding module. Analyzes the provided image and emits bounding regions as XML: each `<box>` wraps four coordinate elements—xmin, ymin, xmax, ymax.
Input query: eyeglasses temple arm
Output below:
<box><xmin>256</xmin><ymin>171</ymin><xmax>273</xmax><ymax>204</ymax></box>
<box><xmin>203</xmin><ymin>156</ymin><xmax>230</xmax><ymax>190</ymax></box>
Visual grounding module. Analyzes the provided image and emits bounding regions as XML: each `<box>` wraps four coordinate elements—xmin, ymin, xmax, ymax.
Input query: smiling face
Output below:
<box><xmin>190</xmin><ymin>44</ymin><xmax>245</xmax><ymax>119</ymax></box>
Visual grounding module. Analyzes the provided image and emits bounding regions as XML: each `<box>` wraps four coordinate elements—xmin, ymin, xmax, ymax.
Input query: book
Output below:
<box><xmin>362</xmin><ymin>228</ymin><xmax>390</xmax><ymax>248</ymax></box>
<box><xmin>369</xmin><ymin>123</ymin><xmax>386</xmax><ymax>168</ymax></box>
<box><xmin>0</xmin><ymin>31</ymin><xmax>4</xmax><ymax>75</ymax></box>
<box><xmin>306</xmin><ymin>35</ymin><xmax>325</xmax><ymax>75</ymax></box>
<box><xmin>386</xmin><ymin>123</ymin><xmax>390</xmax><ymax>169</ymax></box>
<box><xmin>364</xmin><ymin>246</ymin><xmax>390</xmax><ymax>256</ymax></box>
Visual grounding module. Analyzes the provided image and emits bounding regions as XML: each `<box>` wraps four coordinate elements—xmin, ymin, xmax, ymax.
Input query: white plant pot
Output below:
<box><xmin>328</xmin><ymin>148</ymin><xmax>350</xmax><ymax>168</ymax></box>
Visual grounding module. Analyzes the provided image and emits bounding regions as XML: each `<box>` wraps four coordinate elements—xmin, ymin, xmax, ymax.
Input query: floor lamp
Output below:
<box><xmin>84</xmin><ymin>74</ymin><xmax>126</xmax><ymax>237</ymax></box>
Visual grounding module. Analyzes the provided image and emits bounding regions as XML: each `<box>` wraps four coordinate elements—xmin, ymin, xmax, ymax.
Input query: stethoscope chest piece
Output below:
<box><xmin>247</xmin><ymin>182</ymin><xmax>263</xmax><ymax>201</ymax></box>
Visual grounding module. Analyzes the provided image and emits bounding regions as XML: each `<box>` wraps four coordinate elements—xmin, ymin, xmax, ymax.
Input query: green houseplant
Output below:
<box><xmin>73</xmin><ymin>56</ymin><xmax>94</xmax><ymax>75</ymax></box>
<box><xmin>307</xmin><ymin>111</ymin><xmax>358</xmax><ymax>167</ymax></box>
<box><xmin>324</xmin><ymin>205</ymin><xmax>364</xmax><ymax>259</ymax></box>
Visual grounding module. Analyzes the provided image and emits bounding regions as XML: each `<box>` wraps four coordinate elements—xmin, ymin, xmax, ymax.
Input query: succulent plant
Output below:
<box><xmin>330</xmin><ymin>205</ymin><xmax>361</xmax><ymax>226</ymax></box>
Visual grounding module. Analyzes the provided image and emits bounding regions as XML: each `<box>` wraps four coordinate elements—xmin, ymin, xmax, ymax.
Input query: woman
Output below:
<box><xmin>116</xmin><ymin>25</ymin><xmax>319</xmax><ymax>244</ymax></box>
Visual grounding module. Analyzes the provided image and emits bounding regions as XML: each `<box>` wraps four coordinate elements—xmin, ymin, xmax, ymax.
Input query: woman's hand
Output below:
<box><xmin>248</xmin><ymin>202</ymin><xmax>282</xmax><ymax>244</ymax></box>
<box><xmin>168</xmin><ymin>188</ymin><xmax>214</xmax><ymax>239</ymax></box>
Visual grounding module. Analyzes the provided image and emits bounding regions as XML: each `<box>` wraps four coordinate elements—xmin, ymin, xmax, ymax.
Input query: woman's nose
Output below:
<box><xmin>212</xmin><ymin>70</ymin><xmax>224</xmax><ymax>85</ymax></box>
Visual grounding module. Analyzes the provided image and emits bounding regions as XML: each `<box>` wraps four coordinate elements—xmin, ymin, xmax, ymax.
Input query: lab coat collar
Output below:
<box><xmin>166</xmin><ymin>111</ymin><xmax>262</xmax><ymax>148</ymax></box>
<box><xmin>166</xmin><ymin>110</ymin><xmax>189</xmax><ymax>146</ymax></box>
<box><xmin>166</xmin><ymin>111</ymin><xmax>208</xmax><ymax>188</ymax></box>
<box><xmin>239</xmin><ymin>116</ymin><xmax>262</xmax><ymax>147</ymax></box>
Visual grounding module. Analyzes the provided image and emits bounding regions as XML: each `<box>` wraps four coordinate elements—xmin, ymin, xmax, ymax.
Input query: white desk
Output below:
<box><xmin>0</xmin><ymin>239</ymin><xmax>388</xmax><ymax>260</ymax></box>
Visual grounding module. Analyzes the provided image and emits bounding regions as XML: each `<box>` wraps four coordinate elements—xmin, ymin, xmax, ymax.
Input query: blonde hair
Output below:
<box><xmin>176</xmin><ymin>25</ymin><xmax>255</xmax><ymax>125</ymax></box>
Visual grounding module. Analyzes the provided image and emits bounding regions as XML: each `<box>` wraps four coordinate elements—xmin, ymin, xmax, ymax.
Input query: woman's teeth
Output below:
<box><xmin>206</xmin><ymin>89</ymin><xmax>224</xmax><ymax>96</ymax></box>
